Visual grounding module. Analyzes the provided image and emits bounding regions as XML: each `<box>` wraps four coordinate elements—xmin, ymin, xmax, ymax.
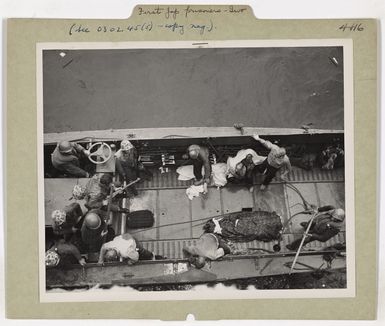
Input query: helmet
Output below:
<box><xmin>51</xmin><ymin>210</ymin><xmax>66</xmax><ymax>226</ymax></box>
<box><xmin>332</xmin><ymin>208</ymin><xmax>345</xmax><ymax>222</ymax></box>
<box><xmin>120</xmin><ymin>140</ymin><xmax>134</xmax><ymax>151</ymax></box>
<box><xmin>58</xmin><ymin>141</ymin><xmax>73</xmax><ymax>154</ymax></box>
<box><xmin>45</xmin><ymin>250</ymin><xmax>60</xmax><ymax>267</ymax></box>
<box><xmin>105</xmin><ymin>249</ymin><xmax>118</xmax><ymax>262</ymax></box>
<box><xmin>72</xmin><ymin>184</ymin><xmax>86</xmax><ymax>200</ymax></box>
<box><xmin>84</xmin><ymin>212</ymin><xmax>101</xmax><ymax>229</ymax></box>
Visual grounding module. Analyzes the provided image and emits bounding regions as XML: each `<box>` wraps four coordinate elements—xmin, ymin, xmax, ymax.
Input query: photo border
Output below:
<box><xmin>36</xmin><ymin>39</ymin><xmax>355</xmax><ymax>303</ymax></box>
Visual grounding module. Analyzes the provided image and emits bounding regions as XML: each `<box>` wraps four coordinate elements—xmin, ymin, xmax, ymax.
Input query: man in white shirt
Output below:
<box><xmin>98</xmin><ymin>232</ymin><xmax>156</xmax><ymax>265</ymax></box>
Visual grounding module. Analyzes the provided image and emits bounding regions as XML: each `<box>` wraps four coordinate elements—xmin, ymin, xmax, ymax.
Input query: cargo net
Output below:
<box><xmin>203</xmin><ymin>210</ymin><xmax>283</xmax><ymax>243</ymax></box>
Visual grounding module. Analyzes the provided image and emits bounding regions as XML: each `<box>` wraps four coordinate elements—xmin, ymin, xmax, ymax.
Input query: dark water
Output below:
<box><xmin>43</xmin><ymin>47</ymin><xmax>344</xmax><ymax>133</ymax></box>
<box><xmin>121</xmin><ymin>269</ymin><xmax>347</xmax><ymax>292</ymax></box>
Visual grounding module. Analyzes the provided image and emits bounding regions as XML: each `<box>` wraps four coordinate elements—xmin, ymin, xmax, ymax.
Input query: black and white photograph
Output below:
<box><xmin>37</xmin><ymin>40</ymin><xmax>354</xmax><ymax>301</ymax></box>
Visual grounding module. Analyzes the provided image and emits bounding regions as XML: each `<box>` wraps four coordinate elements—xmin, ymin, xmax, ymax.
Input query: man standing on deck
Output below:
<box><xmin>115</xmin><ymin>139</ymin><xmax>151</xmax><ymax>196</ymax></box>
<box><xmin>252</xmin><ymin>134</ymin><xmax>291</xmax><ymax>190</ymax></box>
<box><xmin>98</xmin><ymin>232</ymin><xmax>162</xmax><ymax>265</ymax></box>
<box><xmin>183</xmin><ymin>233</ymin><xmax>231</xmax><ymax>269</ymax></box>
<box><xmin>51</xmin><ymin>140</ymin><xmax>91</xmax><ymax>178</ymax></box>
<box><xmin>286</xmin><ymin>206</ymin><xmax>345</xmax><ymax>250</ymax></box>
<box><xmin>184</xmin><ymin>144</ymin><xmax>212</xmax><ymax>191</ymax></box>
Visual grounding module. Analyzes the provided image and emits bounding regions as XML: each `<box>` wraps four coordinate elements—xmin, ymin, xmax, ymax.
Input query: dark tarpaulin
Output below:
<box><xmin>204</xmin><ymin>210</ymin><xmax>283</xmax><ymax>242</ymax></box>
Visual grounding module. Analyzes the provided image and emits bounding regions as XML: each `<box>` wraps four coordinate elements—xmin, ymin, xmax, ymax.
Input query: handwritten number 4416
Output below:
<box><xmin>339</xmin><ymin>23</ymin><xmax>364</xmax><ymax>32</ymax></box>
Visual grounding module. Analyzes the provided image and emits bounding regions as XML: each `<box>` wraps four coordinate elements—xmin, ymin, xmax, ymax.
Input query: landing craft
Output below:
<box><xmin>43</xmin><ymin>126</ymin><xmax>346</xmax><ymax>289</ymax></box>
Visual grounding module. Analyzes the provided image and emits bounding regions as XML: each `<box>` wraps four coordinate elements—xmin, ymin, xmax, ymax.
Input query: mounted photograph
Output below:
<box><xmin>37</xmin><ymin>40</ymin><xmax>354</xmax><ymax>302</ymax></box>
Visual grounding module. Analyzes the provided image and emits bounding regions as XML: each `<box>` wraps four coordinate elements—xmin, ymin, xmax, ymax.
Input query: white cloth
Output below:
<box><xmin>226</xmin><ymin>149</ymin><xmax>266</xmax><ymax>178</ymax></box>
<box><xmin>176</xmin><ymin>163</ymin><xmax>228</xmax><ymax>187</ymax></box>
<box><xmin>186</xmin><ymin>185</ymin><xmax>205</xmax><ymax>200</ymax></box>
<box><xmin>176</xmin><ymin>165</ymin><xmax>201</xmax><ymax>181</ymax></box>
<box><xmin>213</xmin><ymin>218</ymin><xmax>223</xmax><ymax>234</ymax></box>
<box><xmin>212</xmin><ymin>163</ymin><xmax>227</xmax><ymax>187</ymax></box>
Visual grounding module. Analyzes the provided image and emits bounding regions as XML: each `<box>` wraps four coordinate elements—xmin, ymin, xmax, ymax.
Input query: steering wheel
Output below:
<box><xmin>88</xmin><ymin>142</ymin><xmax>112</xmax><ymax>165</ymax></box>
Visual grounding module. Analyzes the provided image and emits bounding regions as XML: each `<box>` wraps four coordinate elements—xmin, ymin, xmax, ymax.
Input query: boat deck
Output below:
<box><xmin>44</xmin><ymin>166</ymin><xmax>345</xmax><ymax>259</ymax></box>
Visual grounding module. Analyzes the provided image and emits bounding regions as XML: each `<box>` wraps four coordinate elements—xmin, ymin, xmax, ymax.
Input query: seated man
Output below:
<box><xmin>252</xmin><ymin>134</ymin><xmax>291</xmax><ymax>190</ymax></box>
<box><xmin>98</xmin><ymin>232</ymin><xmax>160</xmax><ymax>265</ymax></box>
<box><xmin>45</xmin><ymin>238</ymin><xmax>86</xmax><ymax>268</ymax></box>
<box><xmin>51</xmin><ymin>141</ymin><xmax>91</xmax><ymax>178</ymax></box>
<box><xmin>83</xmin><ymin>173</ymin><xmax>128</xmax><ymax>213</ymax></box>
<box><xmin>183</xmin><ymin>233</ymin><xmax>231</xmax><ymax>269</ymax></box>
<box><xmin>286</xmin><ymin>206</ymin><xmax>345</xmax><ymax>251</ymax></box>
<box><xmin>51</xmin><ymin>202</ymin><xmax>84</xmax><ymax>240</ymax></box>
<box><xmin>226</xmin><ymin>149</ymin><xmax>265</xmax><ymax>192</ymax></box>
<box><xmin>184</xmin><ymin>144</ymin><xmax>212</xmax><ymax>187</ymax></box>
<box><xmin>81</xmin><ymin>209</ymin><xmax>115</xmax><ymax>252</ymax></box>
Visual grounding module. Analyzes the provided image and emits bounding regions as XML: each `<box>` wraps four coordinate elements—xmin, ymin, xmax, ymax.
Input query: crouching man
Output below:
<box><xmin>182</xmin><ymin>233</ymin><xmax>231</xmax><ymax>269</ymax></box>
<box><xmin>286</xmin><ymin>206</ymin><xmax>345</xmax><ymax>251</ymax></box>
<box><xmin>45</xmin><ymin>239</ymin><xmax>86</xmax><ymax>268</ymax></box>
<box><xmin>98</xmin><ymin>233</ymin><xmax>161</xmax><ymax>265</ymax></box>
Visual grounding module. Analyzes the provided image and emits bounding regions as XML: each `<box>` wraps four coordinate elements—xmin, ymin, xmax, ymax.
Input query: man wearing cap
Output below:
<box><xmin>114</xmin><ymin>139</ymin><xmax>148</xmax><ymax>196</ymax></box>
<box><xmin>51</xmin><ymin>140</ymin><xmax>91</xmax><ymax>178</ymax></box>
<box><xmin>51</xmin><ymin>202</ymin><xmax>84</xmax><ymax>240</ymax></box>
<box><xmin>286</xmin><ymin>206</ymin><xmax>345</xmax><ymax>251</ymax></box>
<box><xmin>182</xmin><ymin>233</ymin><xmax>231</xmax><ymax>269</ymax></box>
<box><xmin>252</xmin><ymin>134</ymin><xmax>291</xmax><ymax>190</ymax></box>
<box><xmin>185</xmin><ymin>144</ymin><xmax>212</xmax><ymax>187</ymax></box>
<box><xmin>98</xmin><ymin>232</ymin><xmax>157</xmax><ymax>265</ymax></box>
<box><xmin>81</xmin><ymin>209</ymin><xmax>115</xmax><ymax>252</ymax></box>
<box><xmin>45</xmin><ymin>239</ymin><xmax>86</xmax><ymax>268</ymax></box>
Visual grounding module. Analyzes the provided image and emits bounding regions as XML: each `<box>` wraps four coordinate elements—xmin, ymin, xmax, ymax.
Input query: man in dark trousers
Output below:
<box><xmin>51</xmin><ymin>140</ymin><xmax>91</xmax><ymax>177</ymax></box>
<box><xmin>185</xmin><ymin>144</ymin><xmax>212</xmax><ymax>187</ymax></box>
<box><xmin>81</xmin><ymin>209</ymin><xmax>115</xmax><ymax>252</ymax></box>
<box><xmin>51</xmin><ymin>202</ymin><xmax>84</xmax><ymax>240</ymax></box>
<box><xmin>45</xmin><ymin>239</ymin><xmax>86</xmax><ymax>268</ymax></box>
<box><xmin>98</xmin><ymin>232</ymin><xmax>162</xmax><ymax>265</ymax></box>
<box><xmin>286</xmin><ymin>206</ymin><xmax>345</xmax><ymax>251</ymax></box>
<box><xmin>252</xmin><ymin>134</ymin><xmax>291</xmax><ymax>190</ymax></box>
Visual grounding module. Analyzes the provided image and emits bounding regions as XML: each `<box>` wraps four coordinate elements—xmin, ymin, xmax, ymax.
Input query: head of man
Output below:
<box><xmin>99</xmin><ymin>173</ymin><xmax>113</xmax><ymax>187</ymax></box>
<box><xmin>120</xmin><ymin>140</ymin><xmax>134</xmax><ymax>152</ymax></box>
<box><xmin>84</xmin><ymin>212</ymin><xmax>102</xmax><ymax>230</ymax></box>
<box><xmin>245</xmin><ymin>154</ymin><xmax>254</xmax><ymax>164</ymax></box>
<box><xmin>188</xmin><ymin>145</ymin><xmax>200</xmax><ymax>159</ymax></box>
<box><xmin>189</xmin><ymin>256</ymin><xmax>206</xmax><ymax>269</ymax></box>
<box><xmin>235</xmin><ymin>162</ymin><xmax>246</xmax><ymax>176</ymax></box>
<box><xmin>105</xmin><ymin>249</ymin><xmax>119</xmax><ymax>262</ymax></box>
<box><xmin>45</xmin><ymin>250</ymin><xmax>60</xmax><ymax>268</ymax></box>
<box><xmin>51</xmin><ymin>209</ymin><xmax>66</xmax><ymax>226</ymax></box>
<box><xmin>331</xmin><ymin>208</ymin><xmax>345</xmax><ymax>222</ymax></box>
<box><xmin>58</xmin><ymin>141</ymin><xmax>73</xmax><ymax>155</ymax></box>
<box><xmin>274</xmin><ymin>147</ymin><xmax>286</xmax><ymax>159</ymax></box>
